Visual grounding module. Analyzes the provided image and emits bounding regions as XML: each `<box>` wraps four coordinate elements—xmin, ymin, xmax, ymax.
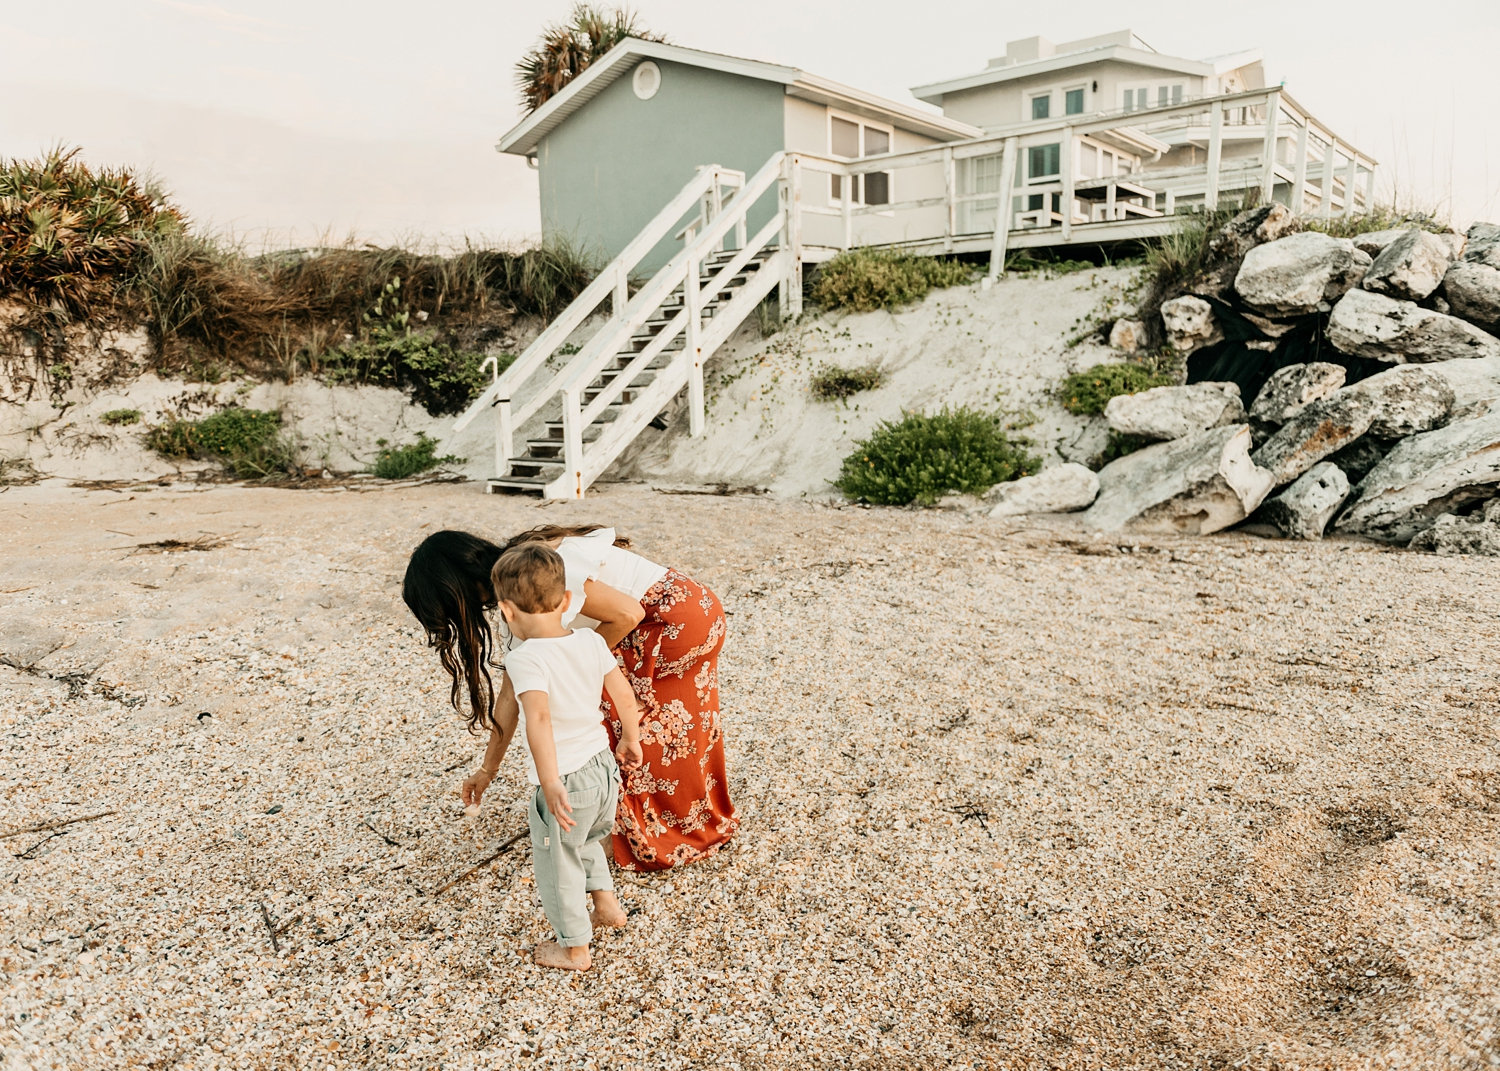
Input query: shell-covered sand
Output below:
<box><xmin>1</xmin><ymin>481</ymin><xmax>1497</xmax><ymax>1069</ymax></box>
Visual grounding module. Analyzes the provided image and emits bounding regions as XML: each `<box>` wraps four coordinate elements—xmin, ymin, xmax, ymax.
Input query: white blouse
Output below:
<box><xmin>556</xmin><ymin>528</ymin><xmax>669</xmax><ymax>629</ymax></box>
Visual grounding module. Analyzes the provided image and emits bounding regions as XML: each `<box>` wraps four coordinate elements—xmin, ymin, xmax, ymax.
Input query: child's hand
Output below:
<box><xmin>542</xmin><ymin>778</ymin><xmax>575</xmax><ymax>832</ymax></box>
<box><xmin>615</xmin><ymin>737</ymin><xmax>643</xmax><ymax>771</ymax></box>
<box><xmin>461</xmin><ymin>769</ymin><xmax>494</xmax><ymax>808</ymax></box>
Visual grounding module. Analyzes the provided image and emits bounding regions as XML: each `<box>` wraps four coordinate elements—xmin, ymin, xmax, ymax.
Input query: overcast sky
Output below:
<box><xmin>3</xmin><ymin>0</ymin><xmax>1496</xmax><ymax>247</ymax></box>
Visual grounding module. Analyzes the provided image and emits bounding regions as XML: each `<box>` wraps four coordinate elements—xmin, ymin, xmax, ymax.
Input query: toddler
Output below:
<box><xmin>489</xmin><ymin>542</ymin><xmax>642</xmax><ymax>971</ymax></box>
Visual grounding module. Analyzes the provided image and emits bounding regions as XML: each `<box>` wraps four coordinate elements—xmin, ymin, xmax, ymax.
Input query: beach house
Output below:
<box><xmin>468</xmin><ymin>30</ymin><xmax>1377</xmax><ymax>499</ymax></box>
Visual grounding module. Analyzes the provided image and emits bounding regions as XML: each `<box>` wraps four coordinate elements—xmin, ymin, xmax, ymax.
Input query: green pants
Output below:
<box><xmin>529</xmin><ymin>747</ymin><xmax>619</xmax><ymax>947</ymax></box>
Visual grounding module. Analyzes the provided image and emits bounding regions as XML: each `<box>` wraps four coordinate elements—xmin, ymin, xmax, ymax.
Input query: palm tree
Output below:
<box><xmin>515</xmin><ymin>5</ymin><xmax>667</xmax><ymax>114</ymax></box>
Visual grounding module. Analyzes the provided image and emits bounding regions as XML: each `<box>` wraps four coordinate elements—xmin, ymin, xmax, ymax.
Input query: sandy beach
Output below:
<box><xmin>2</xmin><ymin>480</ymin><xmax>1497</xmax><ymax>1070</ymax></box>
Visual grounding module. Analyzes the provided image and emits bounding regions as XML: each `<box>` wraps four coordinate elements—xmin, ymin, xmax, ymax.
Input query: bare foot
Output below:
<box><xmin>533</xmin><ymin>940</ymin><xmax>591</xmax><ymax>971</ymax></box>
<box><xmin>590</xmin><ymin>890</ymin><xmax>627</xmax><ymax>929</ymax></box>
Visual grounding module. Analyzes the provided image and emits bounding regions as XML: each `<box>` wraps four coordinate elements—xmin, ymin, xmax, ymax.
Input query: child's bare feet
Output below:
<box><xmin>533</xmin><ymin>940</ymin><xmax>591</xmax><ymax>971</ymax></box>
<box><xmin>589</xmin><ymin>890</ymin><xmax>627</xmax><ymax>929</ymax></box>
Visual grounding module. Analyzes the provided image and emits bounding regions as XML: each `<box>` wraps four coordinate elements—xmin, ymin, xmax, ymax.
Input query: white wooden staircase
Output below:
<box><xmin>453</xmin><ymin>152</ymin><xmax>800</xmax><ymax>499</ymax></box>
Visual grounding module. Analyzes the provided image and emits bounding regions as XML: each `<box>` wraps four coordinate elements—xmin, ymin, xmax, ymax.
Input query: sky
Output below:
<box><xmin>3</xmin><ymin>0</ymin><xmax>1497</xmax><ymax>248</ymax></box>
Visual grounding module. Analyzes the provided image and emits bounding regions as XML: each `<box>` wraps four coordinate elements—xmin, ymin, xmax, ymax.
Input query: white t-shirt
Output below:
<box><xmin>503</xmin><ymin>629</ymin><xmax>615</xmax><ymax>784</ymax></box>
<box><xmin>556</xmin><ymin>528</ymin><xmax>669</xmax><ymax>629</ymax></box>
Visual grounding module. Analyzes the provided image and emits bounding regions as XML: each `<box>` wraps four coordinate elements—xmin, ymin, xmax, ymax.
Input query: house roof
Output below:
<box><xmin>911</xmin><ymin>38</ymin><xmax>1263</xmax><ymax>104</ymax></box>
<box><xmin>497</xmin><ymin>38</ymin><xmax>981</xmax><ymax>156</ymax></box>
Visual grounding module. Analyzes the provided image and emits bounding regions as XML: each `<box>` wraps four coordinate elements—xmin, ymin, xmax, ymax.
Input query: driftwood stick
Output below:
<box><xmin>361</xmin><ymin>820</ymin><xmax>403</xmax><ymax>848</ymax></box>
<box><xmin>0</xmin><ymin>811</ymin><xmax>116</xmax><ymax>841</ymax></box>
<box><xmin>258</xmin><ymin>902</ymin><xmax>281</xmax><ymax>954</ymax></box>
<box><xmin>13</xmin><ymin>830</ymin><xmax>67</xmax><ymax>860</ymax></box>
<box><xmin>424</xmin><ymin>831</ymin><xmax>527</xmax><ymax>898</ymax></box>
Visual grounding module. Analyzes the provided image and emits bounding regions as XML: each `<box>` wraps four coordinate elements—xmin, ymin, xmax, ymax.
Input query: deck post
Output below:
<box><xmin>562</xmin><ymin>387</ymin><xmax>585</xmax><ymax>500</ymax></box>
<box><xmin>841</xmin><ymin>169</ymin><xmax>853</xmax><ymax>251</ymax></box>
<box><xmin>1107</xmin><ymin>181</ymin><xmax>1117</xmax><ymax>221</ymax></box>
<box><xmin>1362</xmin><ymin>163</ymin><xmax>1376</xmax><ymax>216</ymax></box>
<box><xmin>686</xmin><ymin>253</ymin><xmax>703</xmax><ymax>437</ymax></box>
<box><xmin>787</xmin><ymin>154</ymin><xmax>804</xmax><ymax>319</ymax></box>
<box><xmin>1205</xmin><ymin>102</ymin><xmax>1223</xmax><ymax>211</ymax></box>
<box><xmin>1060</xmin><ymin>127</ymin><xmax>1075</xmax><ymax>241</ymax></box>
<box><xmin>986</xmin><ymin>136</ymin><xmax>1019</xmax><ymax>283</ymax></box>
<box><xmin>1260</xmin><ymin>90</ymin><xmax>1280</xmax><ymax>204</ymax></box>
<box><xmin>1342</xmin><ymin>152</ymin><xmax>1359</xmax><ymax>218</ymax></box>
<box><xmin>1320</xmin><ymin>142</ymin><xmax>1338</xmax><ymax>221</ymax></box>
<box><xmin>495</xmin><ymin>399</ymin><xmax>513</xmax><ymax>480</ymax></box>
<box><xmin>1291</xmin><ymin>118</ymin><xmax>1309</xmax><ymax>214</ymax></box>
<box><xmin>943</xmin><ymin>146</ymin><xmax>955</xmax><ymax>252</ymax></box>
<box><xmin>1164</xmin><ymin>188</ymin><xmax>1175</xmax><ymax>216</ymax></box>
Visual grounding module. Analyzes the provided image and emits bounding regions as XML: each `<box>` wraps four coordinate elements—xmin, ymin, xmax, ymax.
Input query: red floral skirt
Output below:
<box><xmin>600</xmin><ymin>569</ymin><xmax>738</xmax><ymax>871</ymax></box>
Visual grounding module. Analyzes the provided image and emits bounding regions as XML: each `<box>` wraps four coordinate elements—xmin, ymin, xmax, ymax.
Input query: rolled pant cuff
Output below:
<box><xmin>557</xmin><ymin>933</ymin><xmax>591</xmax><ymax>948</ymax></box>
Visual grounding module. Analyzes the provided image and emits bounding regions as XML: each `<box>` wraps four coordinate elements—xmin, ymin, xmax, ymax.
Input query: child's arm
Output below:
<box><xmin>518</xmin><ymin>689</ymin><xmax>576</xmax><ymax>832</ymax></box>
<box><xmin>461</xmin><ymin>672</ymin><xmax>519</xmax><ymax>808</ymax></box>
<box><xmin>604</xmin><ymin>667</ymin><xmax>643</xmax><ymax>769</ymax></box>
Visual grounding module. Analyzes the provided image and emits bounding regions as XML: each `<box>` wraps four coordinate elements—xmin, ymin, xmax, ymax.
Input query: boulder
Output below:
<box><xmin>1351</xmin><ymin>228</ymin><xmax>1414</xmax><ymax>258</ymax></box>
<box><xmin>986</xmin><ymin>463</ymin><xmax>1100</xmax><ymax>518</ymax></box>
<box><xmin>1486</xmin><ymin>497</ymin><xmax>1500</xmax><ymax>524</ymax></box>
<box><xmin>1424</xmin><ymin>356</ymin><xmax>1500</xmax><ymax>409</ymax></box>
<box><xmin>1463</xmin><ymin>222</ymin><xmax>1500</xmax><ymax>269</ymax></box>
<box><xmin>1081</xmin><ymin>424</ymin><xmax>1275</xmax><ymax>535</ymax></box>
<box><xmin>1409</xmin><ymin>514</ymin><xmax>1500</xmax><ymax>556</ymax></box>
<box><xmin>1104</xmin><ymin>382</ymin><xmax>1244</xmax><ymax>442</ymax></box>
<box><xmin>1333</xmin><ymin>411</ymin><xmax>1500</xmax><ymax>543</ymax></box>
<box><xmin>1160</xmin><ymin>296</ymin><xmax>1222</xmax><ymax>354</ymax></box>
<box><xmin>1234</xmin><ymin>232</ymin><xmax>1370</xmax><ymax>316</ymax></box>
<box><xmin>1259</xmin><ymin>462</ymin><xmax>1350</xmax><ymax>540</ymax></box>
<box><xmin>1248</xmin><ymin>362</ymin><xmax>1347</xmax><ymax>425</ymax></box>
<box><xmin>1250</xmin><ymin>365</ymin><xmax>1451</xmax><ymax>485</ymax></box>
<box><xmin>1326</xmin><ymin>289</ymin><xmax>1500</xmax><ymax>363</ymax></box>
<box><xmin>1443</xmin><ymin>262</ymin><xmax>1500</xmax><ymax>333</ymax></box>
<box><xmin>1109</xmin><ymin>319</ymin><xmax>1148</xmax><ymax>353</ymax></box>
<box><xmin>1208</xmin><ymin>203</ymin><xmax>1299</xmax><ymax>261</ymax></box>
<box><xmin>1361</xmin><ymin>228</ymin><xmax>1454</xmax><ymax>301</ymax></box>
<box><xmin>1251</xmin><ymin>391</ymin><xmax>1377</xmax><ymax>485</ymax></box>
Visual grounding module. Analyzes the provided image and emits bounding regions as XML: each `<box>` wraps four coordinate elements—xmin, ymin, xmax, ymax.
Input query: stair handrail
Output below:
<box><xmin>554</xmin><ymin>152</ymin><xmax>788</xmax><ymax>403</ymax></box>
<box><xmin>451</xmin><ymin>162</ymin><xmax>739</xmax><ymax>438</ymax></box>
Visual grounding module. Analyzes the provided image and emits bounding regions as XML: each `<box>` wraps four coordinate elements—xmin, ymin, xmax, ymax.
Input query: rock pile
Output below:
<box><xmin>990</xmin><ymin>212</ymin><xmax>1500</xmax><ymax>553</ymax></box>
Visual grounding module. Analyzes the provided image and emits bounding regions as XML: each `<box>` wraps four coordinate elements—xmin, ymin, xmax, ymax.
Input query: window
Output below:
<box><xmin>1123</xmin><ymin>83</ymin><xmax>1186</xmax><ymax>112</ymax></box>
<box><xmin>631</xmin><ymin>61</ymin><xmax>661</xmax><ymax>100</ymax></box>
<box><xmin>1027</xmin><ymin>143</ymin><xmax>1061</xmax><ymax>180</ymax></box>
<box><xmin>1065</xmin><ymin>87</ymin><xmax>1085</xmax><ymax>115</ymax></box>
<box><xmin>829</xmin><ymin>113</ymin><xmax>893</xmax><ymax>207</ymax></box>
<box><xmin>1030</xmin><ymin>94</ymin><xmax>1050</xmax><ymax>120</ymax></box>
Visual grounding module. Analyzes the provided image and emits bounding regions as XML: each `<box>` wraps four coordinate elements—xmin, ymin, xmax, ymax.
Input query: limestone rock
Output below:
<box><xmin>1463</xmin><ymin>222</ymin><xmax>1500</xmax><ymax>269</ymax></box>
<box><xmin>1104</xmin><ymin>382</ymin><xmax>1244</xmax><ymax>442</ymax></box>
<box><xmin>1208</xmin><ymin>203</ymin><xmax>1299</xmax><ymax>261</ymax></box>
<box><xmin>1234</xmin><ymin>232</ymin><xmax>1370</xmax><ymax>316</ymax></box>
<box><xmin>1352</xmin><ymin>229</ymin><xmax>1414</xmax><ymax>258</ymax></box>
<box><xmin>1334</xmin><ymin>411</ymin><xmax>1500</xmax><ymax>542</ymax></box>
<box><xmin>1160</xmin><ymin>296</ymin><xmax>1222</xmax><ymax>354</ymax></box>
<box><xmin>1361</xmin><ymin>228</ymin><xmax>1455</xmax><ymax>301</ymax></box>
<box><xmin>1409</xmin><ymin>514</ymin><xmax>1500</xmax><ymax>556</ymax></box>
<box><xmin>1443</xmin><ymin>262</ymin><xmax>1500</xmax><ymax>333</ymax></box>
<box><xmin>1248</xmin><ymin>363</ymin><xmax>1347</xmax><ymax>425</ymax></box>
<box><xmin>986</xmin><ymin>463</ymin><xmax>1100</xmax><ymax>517</ymax></box>
<box><xmin>1424</xmin><ymin>356</ymin><xmax>1500</xmax><ymax>409</ymax></box>
<box><xmin>1351</xmin><ymin>365</ymin><xmax>1455</xmax><ymax>438</ymax></box>
<box><xmin>1326</xmin><ymin>289</ymin><xmax>1500</xmax><ymax>363</ymax></box>
<box><xmin>1109</xmin><ymin>319</ymin><xmax>1148</xmax><ymax>353</ymax></box>
<box><xmin>1486</xmin><ymin>497</ymin><xmax>1500</xmax><ymax>524</ymax></box>
<box><xmin>1260</xmin><ymin>462</ymin><xmax>1350</xmax><ymax>540</ymax></box>
<box><xmin>1081</xmin><ymin>424</ymin><xmax>1275</xmax><ymax>534</ymax></box>
<box><xmin>1251</xmin><ymin>391</ymin><xmax>1376</xmax><ymax>486</ymax></box>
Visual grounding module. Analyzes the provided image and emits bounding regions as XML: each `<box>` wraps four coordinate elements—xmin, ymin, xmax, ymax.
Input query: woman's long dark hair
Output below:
<box><xmin>403</xmin><ymin>530</ymin><xmax>504</xmax><ymax>733</ymax></box>
<box><xmin>402</xmin><ymin>525</ymin><xmax>632</xmax><ymax>732</ymax></box>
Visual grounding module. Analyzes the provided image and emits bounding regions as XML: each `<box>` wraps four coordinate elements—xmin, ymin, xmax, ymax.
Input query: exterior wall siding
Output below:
<box><xmin>537</xmin><ymin>60</ymin><xmax>785</xmax><ymax>273</ymax></box>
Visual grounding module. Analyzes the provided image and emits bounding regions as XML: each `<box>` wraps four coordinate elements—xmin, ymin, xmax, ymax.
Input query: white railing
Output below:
<box><xmin>451</xmin><ymin>162</ymin><xmax>746</xmax><ymax>475</ymax></box>
<box><xmin>544</xmin><ymin>152</ymin><xmax>794</xmax><ymax>498</ymax></box>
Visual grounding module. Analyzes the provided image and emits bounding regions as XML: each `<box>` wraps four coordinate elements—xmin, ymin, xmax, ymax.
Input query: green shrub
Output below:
<box><xmin>810</xmin><ymin>249</ymin><xmax>974</xmax><ymax>312</ymax></box>
<box><xmin>371</xmin><ymin>433</ymin><xmax>463</xmax><ymax>479</ymax></box>
<box><xmin>836</xmin><ymin>406</ymin><xmax>1039</xmax><ymax>506</ymax></box>
<box><xmin>100</xmin><ymin>408</ymin><xmax>141</xmax><ymax>426</ymax></box>
<box><xmin>810</xmin><ymin>363</ymin><xmax>883</xmax><ymax>401</ymax></box>
<box><xmin>145</xmin><ymin>407</ymin><xmax>299</xmax><ymax>478</ymax></box>
<box><xmin>1058</xmin><ymin>363</ymin><xmax>1176</xmax><ymax>416</ymax></box>
<box><xmin>323</xmin><ymin>329</ymin><xmax>499</xmax><ymax>416</ymax></box>
<box><xmin>1303</xmin><ymin>207</ymin><xmax>1450</xmax><ymax>240</ymax></box>
<box><xmin>1005</xmin><ymin>252</ymin><xmax>1096</xmax><ymax>275</ymax></box>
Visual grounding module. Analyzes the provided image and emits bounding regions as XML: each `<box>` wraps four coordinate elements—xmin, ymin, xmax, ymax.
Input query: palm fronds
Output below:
<box><xmin>514</xmin><ymin>4</ymin><xmax>667</xmax><ymax>113</ymax></box>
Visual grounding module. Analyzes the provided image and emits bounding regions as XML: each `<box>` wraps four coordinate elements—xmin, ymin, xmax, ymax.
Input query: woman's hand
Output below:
<box><xmin>461</xmin><ymin>768</ymin><xmax>494</xmax><ymax>808</ymax></box>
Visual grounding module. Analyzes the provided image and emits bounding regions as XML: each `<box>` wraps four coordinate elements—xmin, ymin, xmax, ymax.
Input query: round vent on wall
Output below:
<box><xmin>633</xmin><ymin>61</ymin><xmax>661</xmax><ymax>100</ymax></box>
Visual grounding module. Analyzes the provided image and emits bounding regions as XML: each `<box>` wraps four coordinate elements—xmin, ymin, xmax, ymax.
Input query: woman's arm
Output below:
<box><xmin>579</xmin><ymin>578</ymin><xmax>645</xmax><ymax>649</ymax></box>
<box><xmin>460</xmin><ymin>671</ymin><xmax>519</xmax><ymax>807</ymax></box>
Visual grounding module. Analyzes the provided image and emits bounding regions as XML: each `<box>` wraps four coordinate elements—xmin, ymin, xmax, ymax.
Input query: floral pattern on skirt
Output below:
<box><xmin>601</xmin><ymin>569</ymin><xmax>738</xmax><ymax>871</ymax></box>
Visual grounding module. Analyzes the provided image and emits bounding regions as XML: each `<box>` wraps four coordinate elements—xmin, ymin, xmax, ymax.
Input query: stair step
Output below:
<box><xmin>606</xmin><ymin>353</ymin><xmax>672</xmax><ymax>372</ymax></box>
<box><xmin>505</xmin><ymin>457</ymin><xmax>565</xmax><ymax>479</ymax></box>
<box><xmin>541</xmin><ymin>405</ymin><xmax>626</xmax><ymax>439</ymax></box>
<box><xmin>486</xmin><ymin>475</ymin><xmax>553</xmax><ymax>494</ymax></box>
<box><xmin>583</xmin><ymin>386</ymin><xmax>642</xmax><ymax>405</ymax></box>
